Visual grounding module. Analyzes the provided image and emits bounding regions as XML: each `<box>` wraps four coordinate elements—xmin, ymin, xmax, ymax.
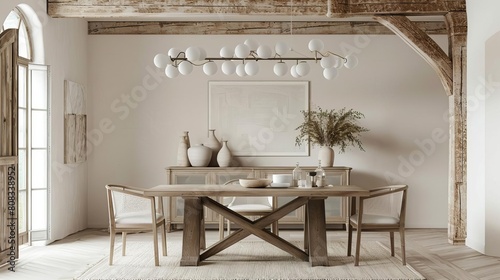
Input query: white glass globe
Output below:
<box><xmin>236</xmin><ymin>64</ymin><xmax>247</xmax><ymax>77</ymax></box>
<box><xmin>203</xmin><ymin>61</ymin><xmax>217</xmax><ymax>75</ymax></box>
<box><xmin>333</xmin><ymin>57</ymin><xmax>344</xmax><ymax>69</ymax></box>
<box><xmin>221</xmin><ymin>61</ymin><xmax>236</xmax><ymax>75</ymax></box>
<box><xmin>308</xmin><ymin>39</ymin><xmax>324</xmax><ymax>52</ymax></box>
<box><xmin>245</xmin><ymin>61</ymin><xmax>259</xmax><ymax>76</ymax></box>
<box><xmin>185</xmin><ymin>46</ymin><xmax>201</xmax><ymax>61</ymax></box>
<box><xmin>323</xmin><ymin>68</ymin><xmax>338</xmax><ymax>80</ymax></box>
<box><xmin>296</xmin><ymin>61</ymin><xmax>310</xmax><ymax>77</ymax></box>
<box><xmin>153</xmin><ymin>54</ymin><xmax>169</xmax><ymax>69</ymax></box>
<box><xmin>256</xmin><ymin>45</ymin><xmax>273</xmax><ymax>59</ymax></box>
<box><xmin>290</xmin><ymin>65</ymin><xmax>300</xmax><ymax>78</ymax></box>
<box><xmin>320</xmin><ymin>56</ymin><xmax>335</xmax><ymax>69</ymax></box>
<box><xmin>178</xmin><ymin>61</ymin><xmax>193</xmax><ymax>75</ymax></box>
<box><xmin>244</xmin><ymin>38</ymin><xmax>259</xmax><ymax>51</ymax></box>
<box><xmin>235</xmin><ymin>43</ymin><xmax>250</xmax><ymax>58</ymax></box>
<box><xmin>198</xmin><ymin>47</ymin><xmax>207</xmax><ymax>61</ymax></box>
<box><xmin>167</xmin><ymin>48</ymin><xmax>182</xmax><ymax>58</ymax></box>
<box><xmin>273</xmin><ymin>62</ymin><xmax>288</xmax><ymax>76</ymax></box>
<box><xmin>344</xmin><ymin>54</ymin><xmax>359</xmax><ymax>69</ymax></box>
<box><xmin>275</xmin><ymin>41</ymin><xmax>289</xmax><ymax>56</ymax></box>
<box><xmin>220</xmin><ymin>46</ymin><xmax>234</xmax><ymax>58</ymax></box>
<box><xmin>165</xmin><ymin>64</ymin><xmax>179</xmax><ymax>78</ymax></box>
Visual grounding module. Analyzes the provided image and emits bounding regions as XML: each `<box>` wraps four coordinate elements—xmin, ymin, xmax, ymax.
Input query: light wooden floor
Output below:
<box><xmin>1</xmin><ymin>228</ymin><xmax>500</xmax><ymax>280</ymax></box>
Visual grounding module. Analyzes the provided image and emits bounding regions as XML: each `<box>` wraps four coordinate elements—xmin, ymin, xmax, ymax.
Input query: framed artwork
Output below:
<box><xmin>64</xmin><ymin>80</ymin><xmax>87</xmax><ymax>164</ymax></box>
<box><xmin>208</xmin><ymin>81</ymin><xmax>309</xmax><ymax>156</ymax></box>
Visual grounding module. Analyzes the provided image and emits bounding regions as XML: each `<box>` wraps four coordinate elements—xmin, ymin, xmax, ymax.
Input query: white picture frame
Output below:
<box><xmin>208</xmin><ymin>81</ymin><xmax>309</xmax><ymax>156</ymax></box>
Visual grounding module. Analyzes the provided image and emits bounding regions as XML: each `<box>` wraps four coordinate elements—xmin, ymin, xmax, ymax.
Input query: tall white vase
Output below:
<box><xmin>204</xmin><ymin>129</ymin><xmax>222</xmax><ymax>167</ymax></box>
<box><xmin>318</xmin><ymin>146</ymin><xmax>334</xmax><ymax>167</ymax></box>
<box><xmin>217</xmin><ymin>141</ymin><xmax>232</xmax><ymax>167</ymax></box>
<box><xmin>177</xmin><ymin>135</ymin><xmax>190</xmax><ymax>167</ymax></box>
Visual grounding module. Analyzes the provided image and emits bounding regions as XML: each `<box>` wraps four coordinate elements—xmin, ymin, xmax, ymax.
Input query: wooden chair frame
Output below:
<box><xmin>106</xmin><ymin>184</ymin><xmax>167</xmax><ymax>266</ymax></box>
<box><xmin>347</xmin><ymin>185</ymin><xmax>408</xmax><ymax>266</ymax></box>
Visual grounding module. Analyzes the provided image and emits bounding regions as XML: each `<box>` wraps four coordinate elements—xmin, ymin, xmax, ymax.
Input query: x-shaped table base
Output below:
<box><xmin>180</xmin><ymin>196</ymin><xmax>328</xmax><ymax>266</ymax></box>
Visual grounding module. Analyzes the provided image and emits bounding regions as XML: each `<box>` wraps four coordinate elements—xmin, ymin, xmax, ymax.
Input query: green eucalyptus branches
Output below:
<box><xmin>295</xmin><ymin>107</ymin><xmax>369</xmax><ymax>153</ymax></box>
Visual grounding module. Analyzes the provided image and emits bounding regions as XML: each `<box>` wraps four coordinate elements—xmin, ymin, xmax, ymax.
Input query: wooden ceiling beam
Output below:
<box><xmin>88</xmin><ymin>20</ymin><xmax>447</xmax><ymax>35</ymax></box>
<box><xmin>375</xmin><ymin>15</ymin><xmax>453</xmax><ymax>96</ymax></box>
<box><xmin>48</xmin><ymin>0</ymin><xmax>465</xmax><ymax>19</ymax></box>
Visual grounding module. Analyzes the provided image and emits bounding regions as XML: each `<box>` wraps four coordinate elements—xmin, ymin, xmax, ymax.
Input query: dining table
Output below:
<box><xmin>144</xmin><ymin>184</ymin><xmax>369</xmax><ymax>266</ymax></box>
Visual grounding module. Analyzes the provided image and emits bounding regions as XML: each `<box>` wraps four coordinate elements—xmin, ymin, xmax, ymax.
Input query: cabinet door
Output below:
<box><xmin>323</xmin><ymin>171</ymin><xmax>349</xmax><ymax>223</ymax></box>
<box><xmin>169</xmin><ymin>173</ymin><xmax>209</xmax><ymax>223</ymax></box>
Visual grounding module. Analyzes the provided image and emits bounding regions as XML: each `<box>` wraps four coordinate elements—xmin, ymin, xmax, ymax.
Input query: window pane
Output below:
<box><xmin>32</xmin><ymin>110</ymin><xmax>47</xmax><ymax>148</ymax></box>
<box><xmin>18</xmin><ymin>149</ymin><xmax>26</xmax><ymax>190</ymax></box>
<box><xmin>18</xmin><ymin>65</ymin><xmax>27</xmax><ymax>107</ymax></box>
<box><xmin>18</xmin><ymin>21</ymin><xmax>30</xmax><ymax>59</ymax></box>
<box><xmin>3</xmin><ymin>10</ymin><xmax>20</xmax><ymax>29</ymax></box>
<box><xmin>32</xmin><ymin>149</ymin><xmax>47</xmax><ymax>189</ymax></box>
<box><xmin>19</xmin><ymin>190</ymin><xmax>27</xmax><ymax>233</ymax></box>
<box><xmin>31</xmin><ymin>69</ymin><xmax>47</xmax><ymax>109</ymax></box>
<box><xmin>19</xmin><ymin>108</ymin><xmax>26</xmax><ymax>148</ymax></box>
<box><xmin>32</xmin><ymin>189</ymin><xmax>47</xmax><ymax>231</ymax></box>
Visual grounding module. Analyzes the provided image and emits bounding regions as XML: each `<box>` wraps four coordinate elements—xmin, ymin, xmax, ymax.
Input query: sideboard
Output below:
<box><xmin>164</xmin><ymin>166</ymin><xmax>352</xmax><ymax>231</ymax></box>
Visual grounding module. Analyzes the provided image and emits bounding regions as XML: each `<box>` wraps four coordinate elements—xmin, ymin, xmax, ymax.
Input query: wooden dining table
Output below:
<box><xmin>144</xmin><ymin>184</ymin><xmax>369</xmax><ymax>267</ymax></box>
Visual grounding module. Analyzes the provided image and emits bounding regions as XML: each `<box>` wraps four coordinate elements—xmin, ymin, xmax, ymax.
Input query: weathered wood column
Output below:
<box><xmin>445</xmin><ymin>11</ymin><xmax>467</xmax><ymax>245</ymax></box>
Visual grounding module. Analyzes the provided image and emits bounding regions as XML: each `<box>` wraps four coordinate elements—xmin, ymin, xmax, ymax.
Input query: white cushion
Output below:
<box><xmin>350</xmin><ymin>213</ymin><xmax>399</xmax><ymax>225</ymax></box>
<box><xmin>229</xmin><ymin>204</ymin><xmax>273</xmax><ymax>212</ymax></box>
<box><xmin>115</xmin><ymin>211</ymin><xmax>163</xmax><ymax>224</ymax></box>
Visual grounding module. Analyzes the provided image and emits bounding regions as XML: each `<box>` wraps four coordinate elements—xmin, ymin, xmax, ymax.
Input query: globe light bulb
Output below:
<box><xmin>296</xmin><ymin>61</ymin><xmax>310</xmax><ymax>77</ymax></box>
<box><xmin>153</xmin><ymin>54</ymin><xmax>169</xmax><ymax>69</ymax></box>
<box><xmin>290</xmin><ymin>64</ymin><xmax>300</xmax><ymax>78</ymax></box>
<box><xmin>256</xmin><ymin>45</ymin><xmax>273</xmax><ymax>59</ymax></box>
<box><xmin>275</xmin><ymin>42</ymin><xmax>289</xmax><ymax>56</ymax></box>
<box><xmin>165</xmin><ymin>64</ymin><xmax>179</xmax><ymax>78</ymax></box>
<box><xmin>323</xmin><ymin>68</ymin><xmax>338</xmax><ymax>80</ymax></box>
<box><xmin>244</xmin><ymin>38</ymin><xmax>259</xmax><ymax>51</ymax></box>
<box><xmin>344</xmin><ymin>54</ymin><xmax>359</xmax><ymax>69</ymax></box>
<box><xmin>198</xmin><ymin>47</ymin><xmax>207</xmax><ymax>61</ymax></box>
<box><xmin>185</xmin><ymin>46</ymin><xmax>201</xmax><ymax>61</ymax></box>
<box><xmin>308</xmin><ymin>39</ymin><xmax>324</xmax><ymax>52</ymax></box>
<box><xmin>273</xmin><ymin>62</ymin><xmax>288</xmax><ymax>77</ymax></box>
<box><xmin>178</xmin><ymin>61</ymin><xmax>193</xmax><ymax>75</ymax></box>
<box><xmin>167</xmin><ymin>48</ymin><xmax>182</xmax><ymax>59</ymax></box>
<box><xmin>220</xmin><ymin>46</ymin><xmax>234</xmax><ymax>58</ymax></box>
<box><xmin>320</xmin><ymin>56</ymin><xmax>335</xmax><ymax>69</ymax></box>
<box><xmin>235</xmin><ymin>43</ymin><xmax>250</xmax><ymax>58</ymax></box>
<box><xmin>203</xmin><ymin>61</ymin><xmax>218</xmax><ymax>75</ymax></box>
<box><xmin>245</xmin><ymin>61</ymin><xmax>259</xmax><ymax>76</ymax></box>
<box><xmin>221</xmin><ymin>61</ymin><xmax>236</xmax><ymax>75</ymax></box>
<box><xmin>236</xmin><ymin>64</ymin><xmax>247</xmax><ymax>77</ymax></box>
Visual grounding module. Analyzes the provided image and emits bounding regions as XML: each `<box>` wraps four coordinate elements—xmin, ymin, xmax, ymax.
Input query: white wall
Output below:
<box><xmin>467</xmin><ymin>1</ymin><xmax>500</xmax><ymax>257</ymax></box>
<box><xmin>87</xmin><ymin>34</ymin><xmax>449</xmax><ymax>229</ymax></box>
<box><xmin>1</xmin><ymin>2</ymin><xmax>88</xmax><ymax>242</ymax></box>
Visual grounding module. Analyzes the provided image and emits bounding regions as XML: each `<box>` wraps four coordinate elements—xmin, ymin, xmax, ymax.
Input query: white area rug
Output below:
<box><xmin>76</xmin><ymin>241</ymin><xmax>425</xmax><ymax>280</ymax></box>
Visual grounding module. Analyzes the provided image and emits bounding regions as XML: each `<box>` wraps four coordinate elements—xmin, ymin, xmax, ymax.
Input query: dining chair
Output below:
<box><xmin>105</xmin><ymin>184</ymin><xmax>167</xmax><ymax>266</ymax></box>
<box><xmin>218</xmin><ymin>179</ymin><xmax>278</xmax><ymax>240</ymax></box>
<box><xmin>347</xmin><ymin>184</ymin><xmax>408</xmax><ymax>266</ymax></box>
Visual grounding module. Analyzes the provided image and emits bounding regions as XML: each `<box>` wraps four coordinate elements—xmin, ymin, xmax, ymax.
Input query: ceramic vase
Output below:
<box><xmin>204</xmin><ymin>129</ymin><xmax>222</xmax><ymax>167</ymax></box>
<box><xmin>183</xmin><ymin>131</ymin><xmax>191</xmax><ymax>148</ymax></box>
<box><xmin>187</xmin><ymin>144</ymin><xmax>212</xmax><ymax>167</ymax></box>
<box><xmin>177</xmin><ymin>135</ymin><xmax>190</xmax><ymax>167</ymax></box>
<box><xmin>318</xmin><ymin>146</ymin><xmax>334</xmax><ymax>167</ymax></box>
<box><xmin>217</xmin><ymin>140</ymin><xmax>232</xmax><ymax>167</ymax></box>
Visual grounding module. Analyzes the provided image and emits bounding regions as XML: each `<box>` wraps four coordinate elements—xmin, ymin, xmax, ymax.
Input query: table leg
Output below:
<box><xmin>303</xmin><ymin>205</ymin><xmax>309</xmax><ymax>253</ymax></box>
<box><xmin>307</xmin><ymin>198</ymin><xmax>328</xmax><ymax>266</ymax></box>
<box><xmin>180</xmin><ymin>197</ymin><xmax>202</xmax><ymax>266</ymax></box>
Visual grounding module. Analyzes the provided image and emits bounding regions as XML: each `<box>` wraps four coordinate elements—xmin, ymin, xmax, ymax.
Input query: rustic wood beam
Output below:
<box><xmin>48</xmin><ymin>0</ymin><xmax>465</xmax><ymax>18</ymax></box>
<box><xmin>375</xmin><ymin>15</ymin><xmax>453</xmax><ymax>96</ymax></box>
<box><xmin>88</xmin><ymin>20</ymin><xmax>447</xmax><ymax>35</ymax></box>
<box><xmin>445</xmin><ymin>11</ymin><xmax>467</xmax><ymax>245</ymax></box>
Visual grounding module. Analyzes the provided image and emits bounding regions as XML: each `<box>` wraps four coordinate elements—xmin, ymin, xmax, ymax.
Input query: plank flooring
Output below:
<box><xmin>1</xmin><ymin>228</ymin><xmax>499</xmax><ymax>279</ymax></box>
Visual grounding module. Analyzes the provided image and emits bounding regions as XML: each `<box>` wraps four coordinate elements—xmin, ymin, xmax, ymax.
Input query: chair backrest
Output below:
<box><xmin>358</xmin><ymin>185</ymin><xmax>408</xmax><ymax>222</ymax></box>
<box><xmin>222</xmin><ymin>179</ymin><xmax>273</xmax><ymax>207</ymax></box>
<box><xmin>106</xmin><ymin>184</ymin><xmax>162</xmax><ymax>227</ymax></box>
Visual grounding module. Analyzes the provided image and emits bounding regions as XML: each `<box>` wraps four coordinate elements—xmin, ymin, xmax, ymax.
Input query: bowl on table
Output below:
<box><xmin>239</xmin><ymin>178</ymin><xmax>272</xmax><ymax>188</ymax></box>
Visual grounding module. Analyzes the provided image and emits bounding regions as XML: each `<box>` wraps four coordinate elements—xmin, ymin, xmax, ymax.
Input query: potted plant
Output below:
<box><xmin>295</xmin><ymin>107</ymin><xmax>368</xmax><ymax>166</ymax></box>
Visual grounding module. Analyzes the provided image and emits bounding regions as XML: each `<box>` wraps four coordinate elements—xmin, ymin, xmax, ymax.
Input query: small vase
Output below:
<box><xmin>217</xmin><ymin>140</ymin><xmax>232</xmax><ymax>167</ymax></box>
<box><xmin>318</xmin><ymin>146</ymin><xmax>334</xmax><ymax>167</ymax></box>
<box><xmin>188</xmin><ymin>144</ymin><xmax>212</xmax><ymax>167</ymax></box>
<box><xmin>183</xmin><ymin>131</ymin><xmax>191</xmax><ymax>149</ymax></box>
<box><xmin>177</xmin><ymin>135</ymin><xmax>190</xmax><ymax>167</ymax></box>
<box><xmin>204</xmin><ymin>129</ymin><xmax>222</xmax><ymax>167</ymax></box>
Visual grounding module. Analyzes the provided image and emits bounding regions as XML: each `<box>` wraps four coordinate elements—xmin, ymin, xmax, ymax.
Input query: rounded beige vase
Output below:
<box><xmin>318</xmin><ymin>146</ymin><xmax>334</xmax><ymax>167</ymax></box>
<box><xmin>188</xmin><ymin>144</ymin><xmax>212</xmax><ymax>167</ymax></box>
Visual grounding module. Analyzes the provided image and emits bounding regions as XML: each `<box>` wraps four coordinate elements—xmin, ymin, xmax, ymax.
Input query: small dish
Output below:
<box><xmin>239</xmin><ymin>178</ymin><xmax>272</xmax><ymax>188</ymax></box>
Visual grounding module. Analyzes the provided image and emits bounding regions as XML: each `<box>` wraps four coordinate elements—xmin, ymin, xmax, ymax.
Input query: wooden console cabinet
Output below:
<box><xmin>164</xmin><ymin>166</ymin><xmax>351</xmax><ymax>231</ymax></box>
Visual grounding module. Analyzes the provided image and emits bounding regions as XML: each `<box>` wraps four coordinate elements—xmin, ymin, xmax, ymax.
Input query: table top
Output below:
<box><xmin>144</xmin><ymin>184</ymin><xmax>369</xmax><ymax>197</ymax></box>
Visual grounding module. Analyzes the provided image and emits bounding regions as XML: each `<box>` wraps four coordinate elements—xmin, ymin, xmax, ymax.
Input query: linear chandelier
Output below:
<box><xmin>154</xmin><ymin>38</ymin><xmax>358</xmax><ymax>80</ymax></box>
